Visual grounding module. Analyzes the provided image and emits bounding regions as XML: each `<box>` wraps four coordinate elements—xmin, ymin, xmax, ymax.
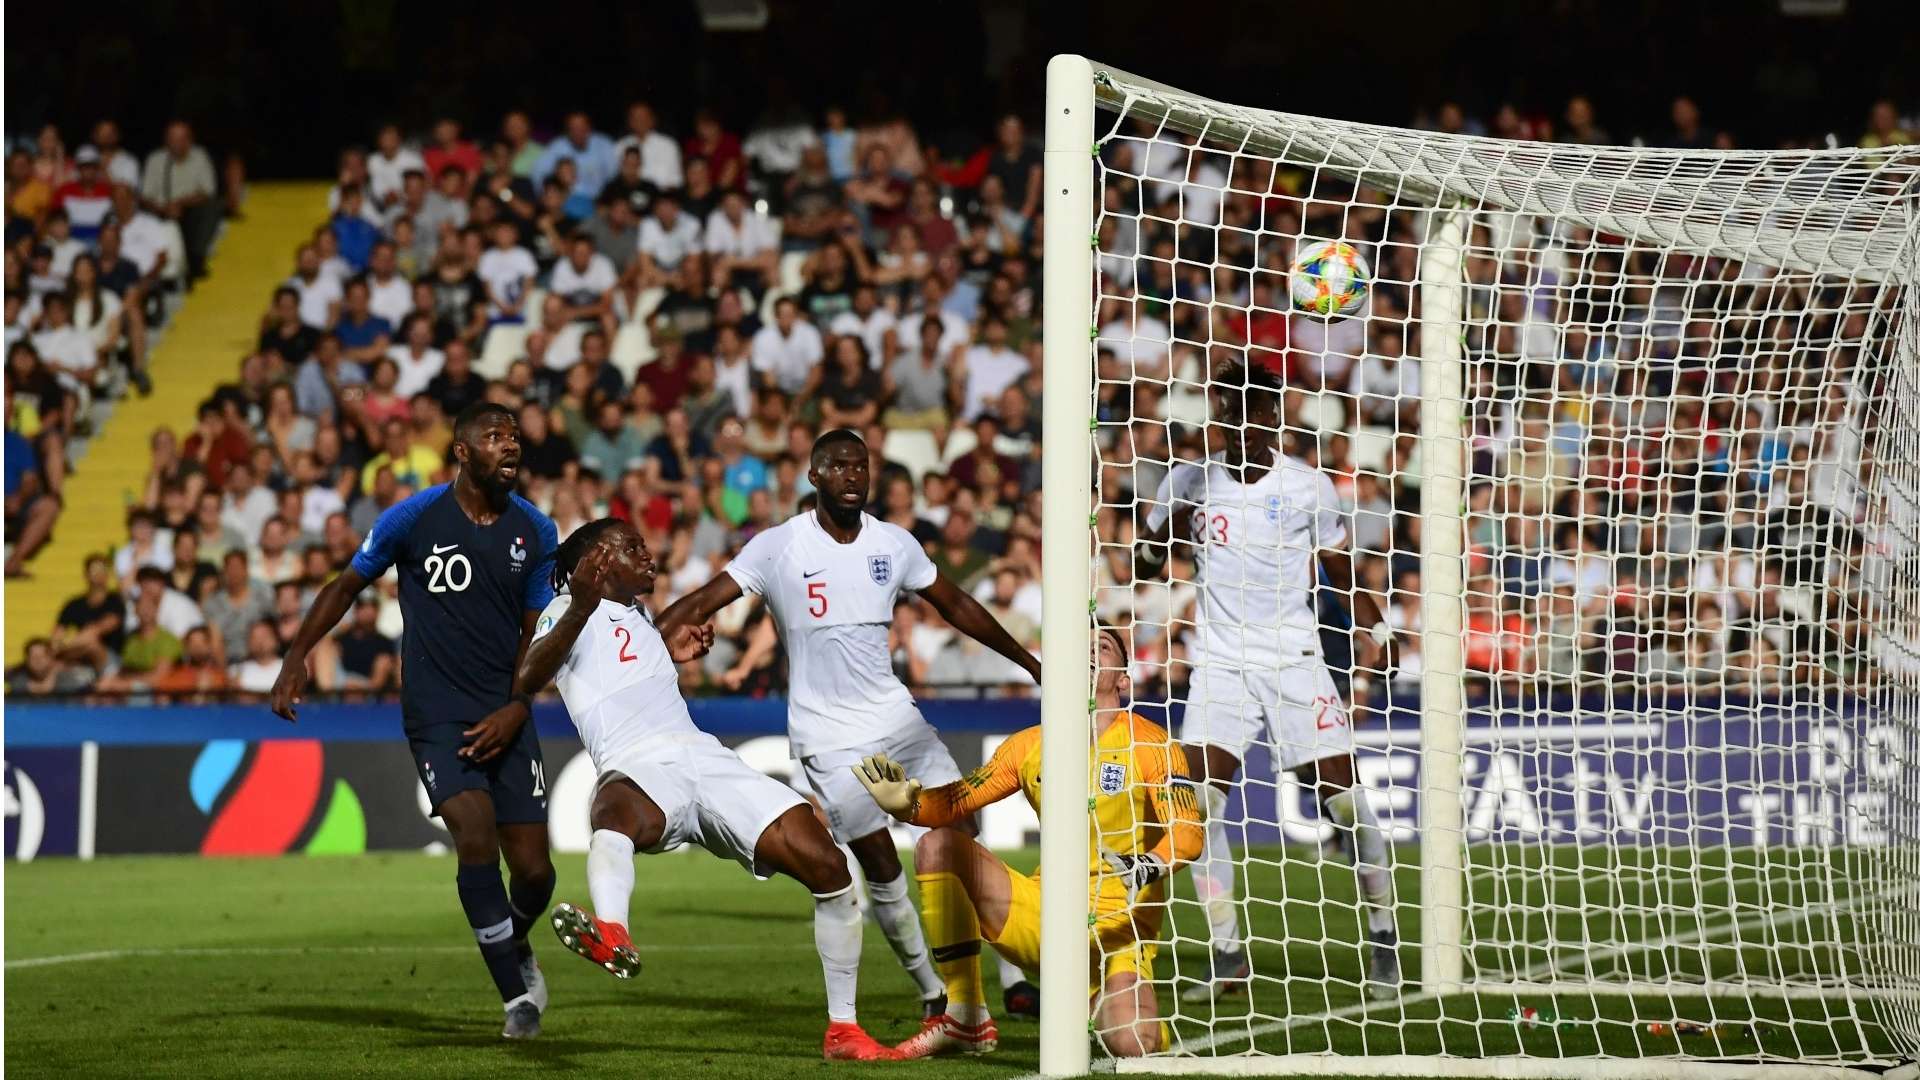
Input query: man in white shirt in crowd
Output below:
<box><xmin>713</xmin><ymin>324</ymin><xmax>755</xmax><ymax>419</ymax></box>
<box><xmin>894</xmin><ymin>276</ymin><xmax>970</xmax><ymax>365</ymax></box>
<box><xmin>636</xmin><ymin>193</ymin><xmax>703</xmax><ymax>289</ymax></box>
<box><xmin>139</xmin><ymin>120</ymin><xmax>219</xmax><ymax>280</ymax></box>
<box><xmin>477</xmin><ymin>219</ymin><xmax>538</xmax><ymax>326</ymax></box>
<box><xmin>704</xmin><ymin>189</ymin><xmax>779</xmax><ymax>294</ymax></box>
<box><xmin>953</xmin><ymin>316</ymin><xmax>1028</xmax><ymax>423</ymax></box>
<box><xmin>365</xmin><ymin>241</ymin><xmax>414</xmax><ymax>327</ymax></box>
<box><xmin>32</xmin><ymin>294</ymin><xmax>101</xmax><ymax>389</ymax></box>
<box><xmin>287</xmin><ymin>244</ymin><xmax>344</xmax><ymax>330</ymax></box>
<box><xmin>612</xmin><ymin>101</ymin><xmax>683</xmax><ymax>191</ymax></box>
<box><xmin>109</xmin><ymin>185</ymin><xmax>176</xmax><ymax>284</ymax></box>
<box><xmin>91</xmin><ymin>120</ymin><xmax>142</xmax><ymax>189</ymax></box>
<box><xmin>829</xmin><ymin>285</ymin><xmax>897</xmax><ymax>368</ymax></box>
<box><xmin>386</xmin><ymin>313</ymin><xmax>445</xmax><ymax>399</ymax></box>
<box><xmin>549</xmin><ymin>232</ymin><xmax>618</xmax><ymax>333</ymax></box>
<box><xmin>367</xmin><ymin>124</ymin><xmax>426</xmax><ymax>210</ymax></box>
<box><xmin>751</xmin><ymin>296</ymin><xmax>824</xmax><ymax>395</ymax></box>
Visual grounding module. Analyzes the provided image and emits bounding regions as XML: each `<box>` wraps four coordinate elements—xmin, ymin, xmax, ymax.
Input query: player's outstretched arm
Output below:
<box><xmin>513</xmin><ymin>547</ymin><xmax>611</xmax><ymax>699</ymax></box>
<box><xmin>855</xmin><ymin>729</ymin><xmax>1031</xmax><ymax>828</ymax></box>
<box><xmin>270</xmin><ymin>567</ymin><xmax>369</xmax><ymax>721</ymax></box>
<box><xmin>655</xmin><ymin>571</ymin><xmax>743</xmax><ymax>636</ymax></box>
<box><xmin>918</xmin><ymin>573</ymin><xmax>1041</xmax><ymax>684</ymax></box>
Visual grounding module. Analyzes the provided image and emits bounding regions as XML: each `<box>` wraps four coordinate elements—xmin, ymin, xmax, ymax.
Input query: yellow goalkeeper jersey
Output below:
<box><xmin>908</xmin><ymin>711</ymin><xmax>1204</xmax><ymax>903</ymax></box>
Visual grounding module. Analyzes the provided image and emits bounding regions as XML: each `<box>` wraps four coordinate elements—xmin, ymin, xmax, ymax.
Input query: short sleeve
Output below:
<box><xmin>1313</xmin><ymin>470</ymin><xmax>1348</xmax><ymax>549</ymax></box>
<box><xmin>896</xmin><ymin>528</ymin><xmax>938</xmax><ymax>591</ymax></box>
<box><xmin>723</xmin><ymin>526</ymin><xmax>782</xmax><ymax>596</ymax></box>
<box><xmin>530</xmin><ymin>595</ymin><xmax>571</xmax><ymax>644</ymax></box>
<box><xmin>521</xmin><ymin>502</ymin><xmax>560</xmax><ymax>612</ymax></box>
<box><xmin>348</xmin><ymin>486</ymin><xmax>439</xmax><ymax>580</ymax></box>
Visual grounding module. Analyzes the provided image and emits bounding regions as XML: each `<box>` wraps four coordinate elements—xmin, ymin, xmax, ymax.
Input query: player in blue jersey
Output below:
<box><xmin>271</xmin><ymin>402</ymin><xmax>561</xmax><ymax>1039</ymax></box>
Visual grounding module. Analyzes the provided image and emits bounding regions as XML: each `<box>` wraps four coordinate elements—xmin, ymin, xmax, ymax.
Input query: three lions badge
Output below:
<box><xmin>1099</xmin><ymin>761</ymin><xmax>1127</xmax><ymax>795</ymax></box>
<box><xmin>868</xmin><ymin>555</ymin><xmax>892</xmax><ymax>586</ymax></box>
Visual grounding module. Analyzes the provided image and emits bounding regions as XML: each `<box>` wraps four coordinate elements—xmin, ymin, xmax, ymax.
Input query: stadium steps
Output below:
<box><xmin>4</xmin><ymin>182</ymin><xmax>330</xmax><ymax>665</ymax></box>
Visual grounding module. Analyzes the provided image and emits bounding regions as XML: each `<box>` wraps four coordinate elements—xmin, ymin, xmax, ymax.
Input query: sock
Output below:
<box><xmin>1326</xmin><ymin>787</ymin><xmax>1396</xmax><ymax>935</ymax></box>
<box><xmin>456</xmin><ymin>862</ymin><xmax>529</xmax><ymax>1003</ymax></box>
<box><xmin>917</xmin><ymin>870</ymin><xmax>988</xmax><ymax>1022</ymax></box>
<box><xmin>1194</xmin><ymin>784</ymin><xmax>1243</xmax><ymax>955</ymax></box>
<box><xmin>996</xmin><ymin>951</ymin><xmax>1027</xmax><ymax>990</ymax></box>
<box><xmin>587</xmin><ymin>829</ymin><xmax>636</xmax><ymax>929</ymax></box>
<box><xmin>508</xmin><ymin>870</ymin><xmax>556</xmax><ymax>948</ymax></box>
<box><xmin>837</xmin><ymin>843</ymin><xmax>870</xmax><ymax>915</ymax></box>
<box><xmin>813</xmin><ymin>885</ymin><xmax>863</xmax><ymax>1024</ymax></box>
<box><xmin>868</xmin><ymin>871</ymin><xmax>946</xmax><ymax>1001</ymax></box>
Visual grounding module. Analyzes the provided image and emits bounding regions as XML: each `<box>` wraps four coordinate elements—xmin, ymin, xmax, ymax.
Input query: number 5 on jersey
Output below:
<box><xmin>807</xmin><ymin>580</ymin><xmax>827</xmax><ymax>618</ymax></box>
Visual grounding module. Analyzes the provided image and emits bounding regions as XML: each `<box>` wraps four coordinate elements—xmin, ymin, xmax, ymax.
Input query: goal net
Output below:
<box><xmin>1036</xmin><ymin>55</ymin><xmax>1920</xmax><ymax>1079</ymax></box>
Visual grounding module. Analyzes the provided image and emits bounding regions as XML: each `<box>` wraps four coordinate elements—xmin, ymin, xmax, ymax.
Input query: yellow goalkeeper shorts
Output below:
<box><xmin>987</xmin><ymin>865</ymin><xmax>1160</xmax><ymax>988</ymax></box>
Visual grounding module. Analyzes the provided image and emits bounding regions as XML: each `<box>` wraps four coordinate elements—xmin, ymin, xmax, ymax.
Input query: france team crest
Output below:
<box><xmin>868</xmin><ymin>555</ymin><xmax>892</xmax><ymax>585</ymax></box>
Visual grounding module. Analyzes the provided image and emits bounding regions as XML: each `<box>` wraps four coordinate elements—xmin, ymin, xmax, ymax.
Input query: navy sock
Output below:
<box><xmin>457</xmin><ymin>862</ymin><xmax>529</xmax><ymax>1003</ymax></box>
<box><xmin>508</xmin><ymin>871</ymin><xmax>556</xmax><ymax>949</ymax></box>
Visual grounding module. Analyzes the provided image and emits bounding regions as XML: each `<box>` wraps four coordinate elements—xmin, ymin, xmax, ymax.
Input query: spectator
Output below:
<box><xmin>230</xmin><ymin>619</ymin><xmax>287</xmax><ymax>696</ymax></box>
<box><xmin>549</xmin><ymin>231</ymin><xmax>617</xmax><ymax>329</ymax></box>
<box><xmin>53</xmin><ymin>146</ymin><xmax>114</xmax><ymax>244</ymax></box>
<box><xmin>581</xmin><ymin>189</ymin><xmax>641</xmax><ymax>278</ymax></box>
<box><xmin>330</xmin><ymin>186</ymin><xmax>380</xmax><ymax>271</ymax></box>
<box><xmin>704</xmin><ymin>189</ymin><xmax>778</xmax><ymax>294</ymax></box>
<box><xmin>985</xmin><ymin>114</ymin><xmax>1042</xmax><ymax>220</ymax></box>
<box><xmin>250</xmin><ymin>515</ymin><xmax>301</xmax><ymax>585</ymax></box>
<box><xmin>147</xmin><ymin>626</ymin><xmax>229</xmax><ymax>701</ymax></box>
<box><xmin>335</xmin><ymin>595</ymin><xmax>398</xmax><ymax>690</ymax></box>
<box><xmin>167</xmin><ymin>527</ymin><xmax>219</xmax><ymax>601</ymax></box>
<box><xmin>366</xmin><ymin>124</ymin><xmax>424</xmax><ymax>209</ymax></box>
<box><xmin>534</xmin><ymin>112</ymin><xmax>619</xmax><ymax>207</ymax></box>
<box><xmin>293</xmin><ymin>333</ymin><xmax>366</xmax><ymax>419</ymax></box>
<box><xmin>364</xmin><ymin>240</ymin><xmax>412</xmax><ymax>325</ymax></box>
<box><xmin>334</xmin><ymin>276</ymin><xmax>393</xmax><ymax>363</ymax></box>
<box><xmin>53</xmin><ymin>553</ymin><xmax>125</xmax><ymax>672</ymax></box>
<box><xmin>259</xmin><ymin>286</ymin><xmax>319</xmax><ymax>365</ymax></box>
<box><xmin>885</xmin><ymin>315</ymin><xmax>953</xmax><ymax>433</ymax></box>
<box><xmin>219</xmin><ymin>459</ymin><xmax>277</xmax><ymax>542</ymax></box>
<box><xmin>4</xmin><ymin>415</ymin><xmax>61</xmax><ymax>576</ymax></box>
<box><xmin>844</xmin><ymin>145</ymin><xmax>907</xmax><ymax>241</ymax></box>
<box><xmin>8</xmin><ymin>148</ymin><xmax>53</xmax><ymax>226</ymax></box>
<box><xmin>426</xmin><ymin>338</ymin><xmax>485</xmax><ymax>418</ymax></box>
<box><xmin>423</xmin><ymin>118</ymin><xmax>483</xmax><ymax>189</ymax></box>
<box><xmin>636</xmin><ymin>326</ymin><xmax>694</xmax><ymax>411</ymax></box>
<box><xmin>88</xmin><ymin>120</ymin><xmax>141</xmax><ymax>188</ymax></box>
<box><xmin>476</xmin><ymin>219</ymin><xmax>536</xmax><ymax>325</ymax></box>
<box><xmin>99</xmin><ymin>589</ymin><xmax>180</xmax><ymax>692</ymax></box>
<box><xmin>577</xmin><ymin>398</ymin><xmax>650</xmax><ymax>476</ymax></box>
<box><xmin>33</xmin><ymin>293</ymin><xmax>100</xmax><ymax>390</ymax></box>
<box><xmin>1560</xmin><ymin>95</ymin><xmax>1612</xmax><ymax>145</ymax></box>
<box><xmin>8</xmin><ymin>637</ymin><xmax>89</xmax><ymax>695</ymax></box>
<box><xmin>1667</xmin><ymin>96</ymin><xmax>1713</xmax><ymax>150</ymax></box>
<box><xmin>955</xmin><ymin>315</ymin><xmax>1030</xmax><ymax>422</ymax></box>
<box><xmin>612</xmin><ymin>101</ymin><xmax>682</xmax><ymax>191</ymax></box>
<box><xmin>636</xmin><ymin>192</ymin><xmax>702</xmax><ymax>287</ymax></box>
<box><xmin>287</xmin><ymin>244</ymin><xmax>343</xmax><ymax>329</ymax></box>
<box><xmin>749</xmin><ymin>296</ymin><xmax>824</xmax><ymax>395</ymax></box>
<box><xmin>360</xmin><ymin>417</ymin><xmax>441</xmax><ymax>492</ymax></box>
<box><xmin>113</xmin><ymin>507</ymin><xmax>173</xmax><ymax>580</ymax></box>
<box><xmin>139</xmin><ymin>120</ymin><xmax>219</xmax><ymax>280</ymax></box>
<box><xmin>781</xmin><ymin>144</ymin><xmax>845</xmax><ymax>252</ymax></box>
<box><xmin>804</xmin><ymin>334</ymin><xmax>882</xmax><ymax>430</ymax></box>
<box><xmin>416</xmin><ymin>167</ymin><xmax>470</xmax><ymax>249</ymax></box>
<box><xmin>387</xmin><ymin>313</ymin><xmax>445</xmax><ymax>398</ymax></box>
<box><xmin>680</xmin><ymin>353</ymin><xmax>737</xmax><ymax>442</ymax></box>
<box><xmin>359</xmin><ymin>356</ymin><xmax>413</xmax><ymax>429</ymax></box>
<box><xmin>829</xmin><ymin>283</ymin><xmax>897</xmax><ymax>366</ymax></box>
<box><xmin>129</xmin><ymin>564</ymin><xmax>204</xmax><ymax>639</ymax></box>
<box><xmin>712</xmin><ymin>323</ymin><xmax>754</xmax><ymax>418</ymax></box>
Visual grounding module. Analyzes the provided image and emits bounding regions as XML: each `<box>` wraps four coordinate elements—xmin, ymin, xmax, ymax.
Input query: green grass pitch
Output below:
<box><xmin>6</xmin><ymin>846</ymin><xmax>1909</xmax><ymax>1078</ymax></box>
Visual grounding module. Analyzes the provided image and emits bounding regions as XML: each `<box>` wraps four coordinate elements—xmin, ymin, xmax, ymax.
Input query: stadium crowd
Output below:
<box><xmin>6</xmin><ymin>93</ymin><xmax>1913</xmax><ymax>706</ymax></box>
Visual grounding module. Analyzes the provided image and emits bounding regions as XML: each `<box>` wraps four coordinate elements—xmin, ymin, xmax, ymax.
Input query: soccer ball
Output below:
<box><xmin>1288</xmin><ymin>239</ymin><xmax>1370</xmax><ymax>317</ymax></box>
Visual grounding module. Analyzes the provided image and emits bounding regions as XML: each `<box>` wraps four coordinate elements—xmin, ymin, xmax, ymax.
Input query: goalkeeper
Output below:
<box><xmin>853</xmin><ymin>626</ymin><xmax>1203</xmax><ymax>1059</ymax></box>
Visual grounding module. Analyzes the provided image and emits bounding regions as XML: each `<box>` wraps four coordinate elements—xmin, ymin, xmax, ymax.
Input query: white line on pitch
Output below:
<box><xmin>5</xmin><ymin>941</ymin><xmax>818</xmax><ymax>970</ymax></box>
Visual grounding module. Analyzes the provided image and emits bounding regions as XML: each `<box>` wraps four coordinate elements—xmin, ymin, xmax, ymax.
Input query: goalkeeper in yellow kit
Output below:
<box><xmin>853</xmin><ymin>626</ymin><xmax>1204</xmax><ymax>1058</ymax></box>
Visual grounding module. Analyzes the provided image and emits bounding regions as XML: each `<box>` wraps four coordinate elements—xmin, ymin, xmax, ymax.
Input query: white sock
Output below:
<box><xmin>868</xmin><ymin>871</ymin><xmax>946</xmax><ymax>1000</ymax></box>
<box><xmin>995</xmin><ymin>952</ymin><xmax>1026</xmax><ymax>991</ymax></box>
<box><xmin>1326</xmin><ymin>787</ymin><xmax>1396</xmax><ymax>935</ymax></box>
<box><xmin>587</xmin><ymin>829</ymin><xmax>635</xmax><ymax>929</ymax></box>
<box><xmin>1194</xmin><ymin>784</ymin><xmax>1243</xmax><ymax>955</ymax></box>
<box><xmin>837</xmin><ymin>842</ymin><xmax>870</xmax><ymax>914</ymax></box>
<box><xmin>813</xmin><ymin>885</ymin><xmax>863</xmax><ymax>1023</ymax></box>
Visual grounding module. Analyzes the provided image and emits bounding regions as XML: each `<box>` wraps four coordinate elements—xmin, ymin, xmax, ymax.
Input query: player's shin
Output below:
<box><xmin>1324</xmin><ymin>787</ymin><xmax>1394</xmax><ymax>933</ymax></box>
<box><xmin>456</xmin><ymin>862</ymin><xmax>532</xmax><ymax>1004</ymax></box>
<box><xmin>509</xmin><ymin>870</ymin><xmax>556</xmax><ymax>945</ymax></box>
<box><xmin>1195</xmin><ymin>784</ymin><xmax>1243</xmax><ymax>956</ymax></box>
<box><xmin>867</xmin><ymin>871</ymin><xmax>947</xmax><ymax>1005</ymax></box>
<box><xmin>915</xmin><ymin>871</ymin><xmax>989</xmax><ymax>1024</ymax></box>
<box><xmin>586</xmin><ymin>829</ymin><xmax>636</xmax><ymax>929</ymax></box>
<box><xmin>812</xmin><ymin>884</ymin><xmax>864</xmax><ymax>1023</ymax></box>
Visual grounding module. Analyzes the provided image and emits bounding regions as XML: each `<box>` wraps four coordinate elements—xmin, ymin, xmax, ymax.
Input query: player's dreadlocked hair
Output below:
<box><xmin>550</xmin><ymin>517</ymin><xmax>624</xmax><ymax>593</ymax></box>
<box><xmin>1213</xmin><ymin>359</ymin><xmax>1283</xmax><ymax>418</ymax></box>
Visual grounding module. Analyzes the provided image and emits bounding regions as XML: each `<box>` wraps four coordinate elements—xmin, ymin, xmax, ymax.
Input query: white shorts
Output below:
<box><xmin>599</xmin><ymin>733</ymin><xmax>807</xmax><ymax>878</ymax></box>
<box><xmin>799</xmin><ymin>721</ymin><xmax>963</xmax><ymax>842</ymax></box>
<box><xmin>1183</xmin><ymin>655</ymin><xmax>1351</xmax><ymax>770</ymax></box>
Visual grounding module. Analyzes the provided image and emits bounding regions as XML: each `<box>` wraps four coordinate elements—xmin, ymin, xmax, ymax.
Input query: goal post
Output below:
<box><xmin>1039</xmin><ymin>53</ymin><xmax>1920</xmax><ymax>1078</ymax></box>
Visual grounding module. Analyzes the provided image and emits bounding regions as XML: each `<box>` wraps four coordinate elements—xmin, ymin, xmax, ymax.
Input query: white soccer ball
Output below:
<box><xmin>1288</xmin><ymin>239</ymin><xmax>1370</xmax><ymax>317</ymax></box>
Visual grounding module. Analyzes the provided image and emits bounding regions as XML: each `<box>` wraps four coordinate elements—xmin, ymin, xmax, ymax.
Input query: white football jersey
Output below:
<box><xmin>1146</xmin><ymin>450</ymin><xmax>1346</xmax><ymax>665</ymax></box>
<box><xmin>533</xmin><ymin>596</ymin><xmax>699</xmax><ymax>768</ymax></box>
<box><xmin>725</xmin><ymin>512</ymin><xmax>938</xmax><ymax>756</ymax></box>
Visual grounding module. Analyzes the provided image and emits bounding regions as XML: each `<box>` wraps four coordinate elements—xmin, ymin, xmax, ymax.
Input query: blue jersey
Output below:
<box><xmin>350</xmin><ymin>484</ymin><xmax>557</xmax><ymax>731</ymax></box>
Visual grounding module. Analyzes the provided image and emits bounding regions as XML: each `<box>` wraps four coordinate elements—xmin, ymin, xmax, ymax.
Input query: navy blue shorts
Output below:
<box><xmin>408</xmin><ymin>720</ymin><xmax>549</xmax><ymax>825</ymax></box>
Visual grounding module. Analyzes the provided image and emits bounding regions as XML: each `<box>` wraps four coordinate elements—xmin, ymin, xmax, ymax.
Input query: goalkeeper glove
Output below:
<box><xmin>852</xmin><ymin>753</ymin><xmax>922</xmax><ymax>821</ymax></box>
<box><xmin>1102</xmin><ymin>850</ymin><xmax>1168</xmax><ymax>903</ymax></box>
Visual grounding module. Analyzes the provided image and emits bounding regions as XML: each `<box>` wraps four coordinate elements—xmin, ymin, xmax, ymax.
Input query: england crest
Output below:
<box><xmin>1265</xmin><ymin>495</ymin><xmax>1283</xmax><ymax>523</ymax></box>
<box><xmin>1098</xmin><ymin>761</ymin><xmax>1126</xmax><ymax>795</ymax></box>
<box><xmin>868</xmin><ymin>554</ymin><xmax>893</xmax><ymax>586</ymax></box>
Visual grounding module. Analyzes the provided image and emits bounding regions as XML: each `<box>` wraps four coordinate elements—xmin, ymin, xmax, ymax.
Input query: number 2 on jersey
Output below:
<box><xmin>1190</xmin><ymin>510</ymin><xmax>1229</xmax><ymax>545</ymax></box>
<box><xmin>613</xmin><ymin>626</ymin><xmax>638</xmax><ymax>662</ymax></box>
<box><xmin>807</xmin><ymin>580</ymin><xmax>827</xmax><ymax>618</ymax></box>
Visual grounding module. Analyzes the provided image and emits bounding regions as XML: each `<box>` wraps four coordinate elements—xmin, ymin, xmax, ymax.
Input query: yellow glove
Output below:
<box><xmin>852</xmin><ymin>753</ymin><xmax>922</xmax><ymax>820</ymax></box>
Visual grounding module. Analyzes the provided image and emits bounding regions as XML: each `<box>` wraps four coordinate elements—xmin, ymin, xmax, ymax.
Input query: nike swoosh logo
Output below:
<box><xmin>432</xmin><ymin>543</ymin><xmax>459</xmax><ymax>554</ymax></box>
<box><xmin>803</xmin><ymin>569</ymin><xmax>826</xmax><ymax>578</ymax></box>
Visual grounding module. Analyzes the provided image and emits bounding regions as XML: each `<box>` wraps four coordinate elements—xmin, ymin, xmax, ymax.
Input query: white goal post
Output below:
<box><xmin>1039</xmin><ymin>53</ymin><xmax>1920</xmax><ymax>1079</ymax></box>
